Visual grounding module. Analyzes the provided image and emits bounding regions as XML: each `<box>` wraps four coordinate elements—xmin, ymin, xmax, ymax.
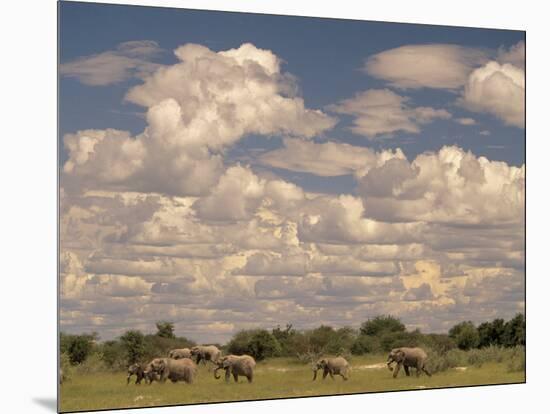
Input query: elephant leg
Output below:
<box><xmin>233</xmin><ymin>373</ymin><xmax>239</xmax><ymax>383</ymax></box>
<box><xmin>329</xmin><ymin>371</ymin><xmax>335</xmax><ymax>380</ymax></box>
<box><xmin>225</xmin><ymin>368</ymin><xmax>231</xmax><ymax>383</ymax></box>
<box><xmin>247</xmin><ymin>373</ymin><xmax>253</xmax><ymax>383</ymax></box>
<box><xmin>393</xmin><ymin>363</ymin><xmax>401</xmax><ymax>378</ymax></box>
<box><xmin>404</xmin><ymin>366</ymin><xmax>410</xmax><ymax>377</ymax></box>
<box><xmin>322</xmin><ymin>369</ymin><xmax>328</xmax><ymax>380</ymax></box>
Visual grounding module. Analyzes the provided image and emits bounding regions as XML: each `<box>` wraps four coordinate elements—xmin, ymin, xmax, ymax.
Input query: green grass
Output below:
<box><xmin>60</xmin><ymin>355</ymin><xmax>525</xmax><ymax>413</ymax></box>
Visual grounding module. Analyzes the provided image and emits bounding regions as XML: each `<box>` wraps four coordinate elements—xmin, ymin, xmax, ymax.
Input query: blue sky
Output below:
<box><xmin>59</xmin><ymin>1</ymin><xmax>524</xmax><ymax>176</ymax></box>
<box><xmin>59</xmin><ymin>1</ymin><xmax>525</xmax><ymax>342</ymax></box>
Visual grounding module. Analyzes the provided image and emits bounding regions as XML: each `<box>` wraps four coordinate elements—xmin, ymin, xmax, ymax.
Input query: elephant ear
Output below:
<box><xmin>398</xmin><ymin>350</ymin><xmax>406</xmax><ymax>360</ymax></box>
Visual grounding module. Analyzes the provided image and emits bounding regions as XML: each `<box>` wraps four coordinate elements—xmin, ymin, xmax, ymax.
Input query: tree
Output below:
<box><xmin>120</xmin><ymin>330</ymin><xmax>145</xmax><ymax>365</ymax></box>
<box><xmin>227</xmin><ymin>329</ymin><xmax>281</xmax><ymax>361</ymax></box>
<box><xmin>360</xmin><ymin>315</ymin><xmax>406</xmax><ymax>336</ymax></box>
<box><xmin>155</xmin><ymin>321</ymin><xmax>175</xmax><ymax>339</ymax></box>
<box><xmin>308</xmin><ymin>325</ymin><xmax>337</xmax><ymax>353</ymax></box>
<box><xmin>351</xmin><ymin>335</ymin><xmax>381</xmax><ymax>355</ymax></box>
<box><xmin>60</xmin><ymin>332</ymin><xmax>98</xmax><ymax>365</ymax></box>
<box><xmin>478</xmin><ymin>318</ymin><xmax>506</xmax><ymax>347</ymax></box>
<box><xmin>99</xmin><ymin>340</ymin><xmax>126</xmax><ymax>370</ymax></box>
<box><xmin>449</xmin><ymin>321</ymin><xmax>480</xmax><ymax>350</ymax></box>
<box><xmin>503</xmin><ymin>313</ymin><xmax>525</xmax><ymax>347</ymax></box>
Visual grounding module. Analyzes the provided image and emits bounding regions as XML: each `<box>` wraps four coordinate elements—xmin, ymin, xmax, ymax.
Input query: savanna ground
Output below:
<box><xmin>59</xmin><ymin>355</ymin><xmax>525</xmax><ymax>413</ymax></box>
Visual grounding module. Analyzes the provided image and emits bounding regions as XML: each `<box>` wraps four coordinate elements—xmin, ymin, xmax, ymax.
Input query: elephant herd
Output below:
<box><xmin>126</xmin><ymin>346</ymin><xmax>432</xmax><ymax>386</ymax></box>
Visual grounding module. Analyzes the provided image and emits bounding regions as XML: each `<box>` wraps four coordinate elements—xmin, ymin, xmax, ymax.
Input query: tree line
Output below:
<box><xmin>60</xmin><ymin>314</ymin><xmax>525</xmax><ymax>370</ymax></box>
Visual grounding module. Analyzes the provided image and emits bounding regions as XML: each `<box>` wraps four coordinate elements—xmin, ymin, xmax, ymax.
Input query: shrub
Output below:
<box><xmin>379</xmin><ymin>330</ymin><xmax>423</xmax><ymax>352</ymax></box>
<box><xmin>120</xmin><ymin>330</ymin><xmax>146</xmax><ymax>365</ymax></box>
<box><xmin>60</xmin><ymin>352</ymin><xmax>74</xmax><ymax>382</ymax></box>
<box><xmin>449</xmin><ymin>321</ymin><xmax>480</xmax><ymax>350</ymax></box>
<box><xmin>155</xmin><ymin>321</ymin><xmax>176</xmax><ymax>339</ymax></box>
<box><xmin>351</xmin><ymin>335</ymin><xmax>381</xmax><ymax>355</ymax></box>
<box><xmin>99</xmin><ymin>340</ymin><xmax>127</xmax><ymax>371</ymax></box>
<box><xmin>227</xmin><ymin>329</ymin><xmax>281</xmax><ymax>361</ymax></box>
<box><xmin>60</xmin><ymin>332</ymin><xmax>98</xmax><ymax>365</ymax></box>
<box><xmin>420</xmin><ymin>334</ymin><xmax>457</xmax><ymax>354</ymax></box>
<box><xmin>503</xmin><ymin>314</ymin><xmax>526</xmax><ymax>347</ymax></box>
<box><xmin>74</xmin><ymin>352</ymin><xmax>107</xmax><ymax>375</ymax></box>
<box><xmin>426</xmin><ymin>348</ymin><xmax>466</xmax><ymax>374</ymax></box>
<box><xmin>360</xmin><ymin>315</ymin><xmax>405</xmax><ymax>336</ymax></box>
<box><xmin>507</xmin><ymin>346</ymin><xmax>526</xmax><ymax>372</ymax></box>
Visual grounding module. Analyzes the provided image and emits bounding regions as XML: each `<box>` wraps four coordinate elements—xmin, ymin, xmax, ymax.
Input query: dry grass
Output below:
<box><xmin>59</xmin><ymin>354</ymin><xmax>524</xmax><ymax>412</ymax></box>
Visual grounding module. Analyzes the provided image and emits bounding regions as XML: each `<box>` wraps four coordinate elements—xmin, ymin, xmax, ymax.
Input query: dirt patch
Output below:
<box><xmin>355</xmin><ymin>363</ymin><xmax>387</xmax><ymax>370</ymax></box>
<box><xmin>454</xmin><ymin>367</ymin><xmax>468</xmax><ymax>371</ymax></box>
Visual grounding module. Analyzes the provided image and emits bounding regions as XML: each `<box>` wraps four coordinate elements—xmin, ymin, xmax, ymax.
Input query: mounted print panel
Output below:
<box><xmin>58</xmin><ymin>1</ymin><xmax>525</xmax><ymax>412</ymax></box>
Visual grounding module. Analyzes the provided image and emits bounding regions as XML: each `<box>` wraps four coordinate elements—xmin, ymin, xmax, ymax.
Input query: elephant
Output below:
<box><xmin>145</xmin><ymin>357</ymin><xmax>197</xmax><ymax>384</ymax></box>
<box><xmin>127</xmin><ymin>363</ymin><xmax>159</xmax><ymax>385</ymax></box>
<box><xmin>168</xmin><ymin>348</ymin><xmax>192</xmax><ymax>360</ymax></box>
<box><xmin>387</xmin><ymin>347</ymin><xmax>431</xmax><ymax>378</ymax></box>
<box><xmin>214</xmin><ymin>355</ymin><xmax>256</xmax><ymax>383</ymax></box>
<box><xmin>190</xmin><ymin>345</ymin><xmax>221</xmax><ymax>366</ymax></box>
<box><xmin>312</xmin><ymin>357</ymin><xmax>350</xmax><ymax>381</ymax></box>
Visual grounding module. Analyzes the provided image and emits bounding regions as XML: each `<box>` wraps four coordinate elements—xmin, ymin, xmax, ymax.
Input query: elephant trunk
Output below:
<box><xmin>312</xmin><ymin>368</ymin><xmax>318</xmax><ymax>381</ymax></box>
<box><xmin>387</xmin><ymin>357</ymin><xmax>394</xmax><ymax>371</ymax></box>
<box><xmin>214</xmin><ymin>366</ymin><xmax>222</xmax><ymax>380</ymax></box>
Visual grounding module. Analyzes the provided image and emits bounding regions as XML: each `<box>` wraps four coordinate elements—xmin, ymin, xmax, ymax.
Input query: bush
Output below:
<box><xmin>99</xmin><ymin>340</ymin><xmax>127</xmax><ymax>371</ymax></box>
<box><xmin>155</xmin><ymin>321</ymin><xmax>176</xmax><ymax>339</ymax></box>
<box><xmin>503</xmin><ymin>314</ymin><xmax>526</xmax><ymax>347</ymax></box>
<box><xmin>60</xmin><ymin>352</ymin><xmax>74</xmax><ymax>382</ymax></box>
<box><xmin>74</xmin><ymin>352</ymin><xmax>107</xmax><ymax>375</ymax></box>
<box><xmin>60</xmin><ymin>332</ymin><xmax>98</xmax><ymax>365</ymax></box>
<box><xmin>227</xmin><ymin>329</ymin><xmax>281</xmax><ymax>361</ymax></box>
<box><xmin>379</xmin><ymin>330</ymin><xmax>423</xmax><ymax>352</ymax></box>
<box><xmin>360</xmin><ymin>315</ymin><xmax>405</xmax><ymax>336</ymax></box>
<box><xmin>351</xmin><ymin>335</ymin><xmax>381</xmax><ymax>355</ymax></box>
<box><xmin>507</xmin><ymin>346</ymin><xmax>526</xmax><ymax>372</ymax></box>
<box><xmin>419</xmin><ymin>334</ymin><xmax>457</xmax><ymax>354</ymax></box>
<box><xmin>426</xmin><ymin>348</ymin><xmax>467</xmax><ymax>374</ymax></box>
<box><xmin>120</xmin><ymin>330</ymin><xmax>146</xmax><ymax>365</ymax></box>
<box><xmin>449</xmin><ymin>321</ymin><xmax>480</xmax><ymax>350</ymax></box>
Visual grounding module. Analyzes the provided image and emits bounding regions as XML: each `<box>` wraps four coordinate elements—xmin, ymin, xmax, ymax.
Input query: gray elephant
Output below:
<box><xmin>214</xmin><ymin>355</ymin><xmax>256</xmax><ymax>383</ymax></box>
<box><xmin>168</xmin><ymin>348</ymin><xmax>192</xmax><ymax>360</ymax></box>
<box><xmin>190</xmin><ymin>345</ymin><xmax>221</xmax><ymax>366</ymax></box>
<box><xmin>127</xmin><ymin>362</ymin><xmax>159</xmax><ymax>385</ymax></box>
<box><xmin>145</xmin><ymin>357</ymin><xmax>197</xmax><ymax>384</ymax></box>
<box><xmin>312</xmin><ymin>356</ymin><xmax>350</xmax><ymax>381</ymax></box>
<box><xmin>387</xmin><ymin>347</ymin><xmax>431</xmax><ymax>378</ymax></box>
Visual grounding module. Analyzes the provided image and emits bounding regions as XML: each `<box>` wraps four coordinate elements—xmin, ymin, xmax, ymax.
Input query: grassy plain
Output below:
<box><xmin>59</xmin><ymin>355</ymin><xmax>525</xmax><ymax>412</ymax></box>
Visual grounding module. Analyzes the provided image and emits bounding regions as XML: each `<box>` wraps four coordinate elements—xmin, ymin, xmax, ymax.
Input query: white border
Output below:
<box><xmin>1</xmin><ymin>1</ymin><xmax>547</xmax><ymax>413</ymax></box>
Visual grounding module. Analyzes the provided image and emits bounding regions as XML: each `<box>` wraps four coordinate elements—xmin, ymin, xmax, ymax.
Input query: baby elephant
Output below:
<box><xmin>387</xmin><ymin>347</ymin><xmax>431</xmax><ymax>378</ymax></box>
<box><xmin>145</xmin><ymin>357</ymin><xmax>197</xmax><ymax>384</ymax></box>
<box><xmin>168</xmin><ymin>348</ymin><xmax>192</xmax><ymax>360</ymax></box>
<box><xmin>312</xmin><ymin>356</ymin><xmax>350</xmax><ymax>381</ymax></box>
<box><xmin>127</xmin><ymin>363</ymin><xmax>158</xmax><ymax>385</ymax></box>
<box><xmin>214</xmin><ymin>355</ymin><xmax>256</xmax><ymax>383</ymax></box>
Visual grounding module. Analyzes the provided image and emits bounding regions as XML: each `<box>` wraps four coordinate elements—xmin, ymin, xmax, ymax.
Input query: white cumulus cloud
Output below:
<box><xmin>328</xmin><ymin>89</ymin><xmax>451</xmax><ymax>139</ymax></box>
<box><xmin>364</xmin><ymin>44</ymin><xmax>487</xmax><ymax>89</ymax></box>
<box><xmin>60</xmin><ymin>40</ymin><xmax>163</xmax><ymax>86</ymax></box>
<box><xmin>259</xmin><ymin>138</ymin><xmax>405</xmax><ymax>176</ymax></box>
<box><xmin>462</xmin><ymin>61</ymin><xmax>525</xmax><ymax>128</ymax></box>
